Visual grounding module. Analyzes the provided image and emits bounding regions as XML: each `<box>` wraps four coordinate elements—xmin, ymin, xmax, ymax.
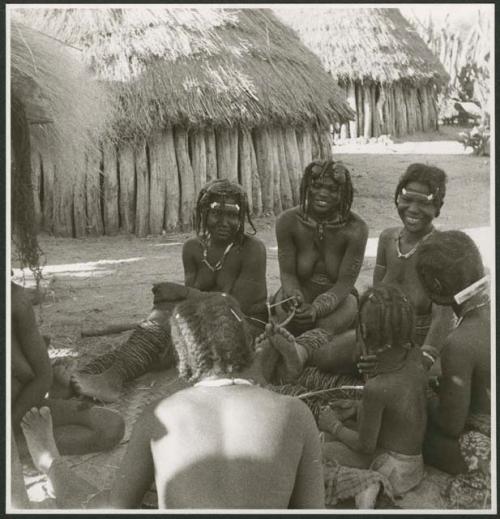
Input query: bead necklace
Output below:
<box><xmin>194</xmin><ymin>378</ymin><xmax>255</xmax><ymax>387</ymax></box>
<box><xmin>202</xmin><ymin>239</ymin><xmax>234</xmax><ymax>273</ymax></box>
<box><xmin>396</xmin><ymin>228</ymin><xmax>435</xmax><ymax>260</ymax></box>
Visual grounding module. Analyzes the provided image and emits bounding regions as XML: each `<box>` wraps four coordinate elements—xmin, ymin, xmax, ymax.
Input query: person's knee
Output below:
<box><xmin>104</xmin><ymin>412</ymin><xmax>125</xmax><ymax>448</ymax></box>
<box><xmin>91</xmin><ymin>410</ymin><xmax>125</xmax><ymax>450</ymax></box>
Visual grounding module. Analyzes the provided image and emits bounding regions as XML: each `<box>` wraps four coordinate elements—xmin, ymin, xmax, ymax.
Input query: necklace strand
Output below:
<box><xmin>202</xmin><ymin>239</ymin><xmax>234</xmax><ymax>272</ymax></box>
<box><xmin>396</xmin><ymin>228</ymin><xmax>435</xmax><ymax>260</ymax></box>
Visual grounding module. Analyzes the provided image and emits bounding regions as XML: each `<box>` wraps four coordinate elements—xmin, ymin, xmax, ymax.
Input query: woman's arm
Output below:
<box><xmin>108</xmin><ymin>407</ymin><xmax>157</xmax><ymax>508</ymax></box>
<box><xmin>311</xmin><ymin>220</ymin><xmax>368</xmax><ymax>319</ymax></box>
<box><xmin>429</xmin><ymin>340</ymin><xmax>472</xmax><ymax>437</ymax></box>
<box><xmin>11</xmin><ymin>292</ymin><xmax>53</xmax><ymax>427</ymax></box>
<box><xmin>227</xmin><ymin>238</ymin><xmax>267</xmax><ymax>316</ymax></box>
<box><xmin>373</xmin><ymin>229</ymin><xmax>389</xmax><ymax>285</ymax></box>
<box><xmin>276</xmin><ymin>211</ymin><xmax>304</xmax><ymax>302</ymax></box>
<box><xmin>182</xmin><ymin>239</ymin><xmax>200</xmax><ymax>288</ymax></box>
<box><xmin>337</xmin><ymin>385</ymin><xmax>383</xmax><ymax>454</ymax></box>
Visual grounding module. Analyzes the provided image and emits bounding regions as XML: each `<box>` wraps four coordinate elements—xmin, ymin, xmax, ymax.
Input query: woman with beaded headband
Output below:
<box><xmin>416</xmin><ymin>230</ymin><xmax>491</xmax><ymax>509</ymax></box>
<box><xmin>71</xmin><ymin>179</ymin><xmax>268</xmax><ymax>403</ymax></box>
<box><xmin>369</xmin><ymin>163</ymin><xmax>455</xmax><ymax>374</ymax></box>
<box><xmin>271</xmin><ymin>159</ymin><xmax>368</xmax><ymax>376</ymax></box>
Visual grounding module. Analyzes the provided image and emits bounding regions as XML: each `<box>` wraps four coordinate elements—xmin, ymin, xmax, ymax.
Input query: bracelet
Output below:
<box><xmin>422</xmin><ymin>351</ymin><xmax>436</xmax><ymax>365</ymax></box>
<box><xmin>312</xmin><ymin>292</ymin><xmax>338</xmax><ymax>319</ymax></box>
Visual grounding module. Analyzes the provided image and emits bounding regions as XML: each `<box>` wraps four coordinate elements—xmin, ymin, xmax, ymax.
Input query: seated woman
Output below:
<box><xmin>10</xmin><ymin>282</ymin><xmax>125</xmax><ymax>506</ymax></box>
<box><xmin>20</xmin><ymin>294</ymin><xmax>324</xmax><ymax>509</ymax></box>
<box><xmin>71</xmin><ymin>179</ymin><xmax>268</xmax><ymax>402</ymax></box>
<box><xmin>373</xmin><ymin>163</ymin><xmax>455</xmax><ymax>369</ymax></box>
<box><xmin>416</xmin><ymin>230</ymin><xmax>491</xmax><ymax>509</ymax></box>
<box><xmin>273</xmin><ymin>160</ymin><xmax>368</xmax><ymax>374</ymax></box>
<box><xmin>318</xmin><ymin>285</ymin><xmax>427</xmax><ymax>508</ymax></box>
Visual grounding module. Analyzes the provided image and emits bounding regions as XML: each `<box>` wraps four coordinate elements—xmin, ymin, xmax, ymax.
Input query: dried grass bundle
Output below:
<box><xmin>15</xmin><ymin>7</ymin><xmax>354</xmax><ymax>142</ymax></box>
<box><xmin>274</xmin><ymin>7</ymin><xmax>449</xmax><ymax>86</ymax></box>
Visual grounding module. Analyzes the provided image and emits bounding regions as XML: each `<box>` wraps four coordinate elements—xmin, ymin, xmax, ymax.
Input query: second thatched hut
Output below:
<box><xmin>275</xmin><ymin>7</ymin><xmax>449</xmax><ymax>140</ymax></box>
<box><xmin>14</xmin><ymin>7</ymin><xmax>353</xmax><ymax>237</ymax></box>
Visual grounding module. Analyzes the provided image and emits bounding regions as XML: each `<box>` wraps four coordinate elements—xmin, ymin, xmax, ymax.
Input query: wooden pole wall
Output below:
<box><xmin>164</xmin><ymin>128</ymin><xmax>180</xmax><ymax>231</ymax></box>
<box><xmin>118</xmin><ymin>145</ymin><xmax>135</xmax><ymax>234</ymax></box>
<box><xmin>102</xmin><ymin>143</ymin><xmax>119</xmax><ymax>235</ymax></box>
<box><xmin>33</xmin><ymin>121</ymin><xmax>357</xmax><ymax>237</ymax></box>
<box><xmin>134</xmin><ymin>142</ymin><xmax>149</xmax><ymax>237</ymax></box>
<box><xmin>174</xmin><ymin>128</ymin><xmax>195</xmax><ymax>230</ymax></box>
<box><xmin>148</xmin><ymin>133</ymin><xmax>167</xmax><ymax>235</ymax></box>
<box><xmin>73</xmin><ymin>153</ymin><xmax>87</xmax><ymax>238</ymax></box>
<box><xmin>85</xmin><ymin>152</ymin><xmax>104</xmax><ymax>236</ymax></box>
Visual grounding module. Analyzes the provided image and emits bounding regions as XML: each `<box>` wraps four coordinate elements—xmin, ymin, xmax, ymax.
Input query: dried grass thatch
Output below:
<box><xmin>10</xmin><ymin>19</ymin><xmax>110</xmax><ymax>158</ymax></box>
<box><xmin>274</xmin><ymin>7</ymin><xmax>449</xmax><ymax>86</ymax></box>
<box><xmin>15</xmin><ymin>7</ymin><xmax>354</xmax><ymax>141</ymax></box>
<box><xmin>10</xmin><ymin>19</ymin><xmax>110</xmax><ymax>267</ymax></box>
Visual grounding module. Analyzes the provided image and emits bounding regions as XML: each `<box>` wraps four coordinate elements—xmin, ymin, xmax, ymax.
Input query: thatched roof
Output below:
<box><xmin>13</xmin><ymin>7</ymin><xmax>354</xmax><ymax>141</ymax></box>
<box><xmin>10</xmin><ymin>19</ymin><xmax>110</xmax><ymax>154</ymax></box>
<box><xmin>274</xmin><ymin>7</ymin><xmax>449</xmax><ymax>86</ymax></box>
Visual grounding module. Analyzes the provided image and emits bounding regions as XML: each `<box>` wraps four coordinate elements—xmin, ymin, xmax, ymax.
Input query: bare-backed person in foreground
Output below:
<box><xmin>21</xmin><ymin>293</ymin><xmax>324</xmax><ymax>509</ymax></box>
<box><xmin>71</xmin><ymin>179</ymin><xmax>267</xmax><ymax>402</ymax></box>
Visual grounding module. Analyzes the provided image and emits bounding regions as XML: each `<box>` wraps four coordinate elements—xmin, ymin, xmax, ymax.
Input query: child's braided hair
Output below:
<box><xmin>170</xmin><ymin>293</ymin><xmax>254</xmax><ymax>383</ymax></box>
<box><xmin>359</xmin><ymin>285</ymin><xmax>416</xmax><ymax>353</ymax></box>
<box><xmin>394</xmin><ymin>163</ymin><xmax>447</xmax><ymax>216</ymax></box>
<box><xmin>416</xmin><ymin>230</ymin><xmax>485</xmax><ymax>305</ymax></box>
<box><xmin>299</xmin><ymin>160</ymin><xmax>353</xmax><ymax>223</ymax></box>
<box><xmin>194</xmin><ymin>179</ymin><xmax>256</xmax><ymax>244</ymax></box>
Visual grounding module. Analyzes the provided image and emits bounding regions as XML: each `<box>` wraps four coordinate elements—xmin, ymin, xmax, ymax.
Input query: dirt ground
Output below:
<box><xmin>12</xmin><ymin>127</ymin><xmax>491</xmax><ymax>360</ymax></box>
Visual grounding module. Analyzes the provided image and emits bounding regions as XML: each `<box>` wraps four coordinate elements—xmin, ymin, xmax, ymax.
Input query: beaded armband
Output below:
<box><xmin>312</xmin><ymin>292</ymin><xmax>339</xmax><ymax>319</ymax></box>
<box><xmin>296</xmin><ymin>328</ymin><xmax>332</xmax><ymax>356</ymax></box>
<box><xmin>421</xmin><ymin>344</ymin><xmax>440</xmax><ymax>362</ymax></box>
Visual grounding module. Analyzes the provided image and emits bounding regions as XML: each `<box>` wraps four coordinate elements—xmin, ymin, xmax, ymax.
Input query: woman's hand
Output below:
<box><xmin>318</xmin><ymin>406</ymin><xmax>343</xmax><ymax>435</ymax></box>
<box><xmin>329</xmin><ymin>399</ymin><xmax>359</xmax><ymax>421</ymax></box>
<box><xmin>357</xmin><ymin>354</ymin><xmax>378</xmax><ymax>377</ymax></box>
<box><xmin>293</xmin><ymin>303</ymin><xmax>317</xmax><ymax>327</ymax></box>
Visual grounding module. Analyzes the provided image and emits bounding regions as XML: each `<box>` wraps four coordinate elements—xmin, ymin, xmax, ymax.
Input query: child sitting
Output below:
<box><xmin>319</xmin><ymin>285</ymin><xmax>427</xmax><ymax>508</ymax></box>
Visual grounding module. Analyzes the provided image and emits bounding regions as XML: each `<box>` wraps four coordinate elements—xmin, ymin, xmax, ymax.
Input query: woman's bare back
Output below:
<box><xmin>149</xmin><ymin>385</ymin><xmax>323</xmax><ymax>509</ymax></box>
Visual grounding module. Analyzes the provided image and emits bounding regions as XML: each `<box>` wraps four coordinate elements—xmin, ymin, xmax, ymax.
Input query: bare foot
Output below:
<box><xmin>21</xmin><ymin>407</ymin><xmax>60</xmax><ymax>474</ymax></box>
<box><xmin>253</xmin><ymin>333</ymin><xmax>280</xmax><ymax>384</ymax></box>
<box><xmin>71</xmin><ymin>369</ymin><xmax>124</xmax><ymax>403</ymax></box>
<box><xmin>268</xmin><ymin>325</ymin><xmax>305</xmax><ymax>383</ymax></box>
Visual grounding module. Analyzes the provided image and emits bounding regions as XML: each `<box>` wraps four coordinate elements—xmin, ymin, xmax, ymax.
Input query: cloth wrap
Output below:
<box><xmin>323</xmin><ymin>450</ymin><xmax>424</xmax><ymax>506</ymax></box>
<box><xmin>443</xmin><ymin>413</ymin><xmax>491</xmax><ymax>509</ymax></box>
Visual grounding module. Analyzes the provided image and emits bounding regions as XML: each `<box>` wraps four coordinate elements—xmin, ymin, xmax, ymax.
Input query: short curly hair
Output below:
<box><xmin>359</xmin><ymin>285</ymin><xmax>416</xmax><ymax>352</ymax></box>
<box><xmin>394</xmin><ymin>163</ymin><xmax>447</xmax><ymax>216</ymax></box>
<box><xmin>194</xmin><ymin>179</ymin><xmax>256</xmax><ymax>245</ymax></box>
<box><xmin>300</xmin><ymin>160</ymin><xmax>353</xmax><ymax>223</ymax></box>
<box><xmin>416</xmin><ymin>230</ymin><xmax>485</xmax><ymax>305</ymax></box>
<box><xmin>170</xmin><ymin>293</ymin><xmax>254</xmax><ymax>382</ymax></box>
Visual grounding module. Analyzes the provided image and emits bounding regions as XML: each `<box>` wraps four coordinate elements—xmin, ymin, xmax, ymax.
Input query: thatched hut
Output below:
<box><xmin>14</xmin><ymin>7</ymin><xmax>354</xmax><ymax>238</ymax></box>
<box><xmin>275</xmin><ymin>7</ymin><xmax>449</xmax><ymax>139</ymax></box>
<box><xmin>10</xmin><ymin>19</ymin><xmax>109</xmax><ymax>268</ymax></box>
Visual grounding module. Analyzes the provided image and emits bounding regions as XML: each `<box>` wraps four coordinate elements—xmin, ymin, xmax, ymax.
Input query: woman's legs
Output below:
<box><xmin>21</xmin><ymin>407</ymin><xmax>106</xmax><ymax>509</ymax></box>
<box><xmin>45</xmin><ymin>398</ymin><xmax>125</xmax><ymax>455</ymax></box>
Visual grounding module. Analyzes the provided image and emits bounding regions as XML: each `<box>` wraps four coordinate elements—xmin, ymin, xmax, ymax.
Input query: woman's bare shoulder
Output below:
<box><xmin>378</xmin><ymin>226</ymin><xmax>401</xmax><ymax>243</ymax></box>
<box><xmin>276</xmin><ymin>206</ymin><xmax>301</xmax><ymax>225</ymax></box>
